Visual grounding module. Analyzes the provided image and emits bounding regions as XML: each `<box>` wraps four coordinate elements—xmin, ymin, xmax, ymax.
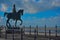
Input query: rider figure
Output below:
<box><xmin>12</xmin><ymin>4</ymin><xmax>17</xmax><ymax>19</ymax></box>
<box><xmin>12</xmin><ymin>4</ymin><xmax>16</xmax><ymax>14</ymax></box>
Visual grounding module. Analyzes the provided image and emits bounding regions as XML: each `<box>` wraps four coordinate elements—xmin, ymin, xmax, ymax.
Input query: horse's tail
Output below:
<box><xmin>4</xmin><ymin>12</ymin><xmax>8</xmax><ymax>17</ymax></box>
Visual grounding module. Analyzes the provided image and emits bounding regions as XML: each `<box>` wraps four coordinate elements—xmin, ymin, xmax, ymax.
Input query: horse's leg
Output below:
<box><xmin>15</xmin><ymin>20</ymin><xmax>17</xmax><ymax>27</ymax></box>
<box><xmin>6</xmin><ymin>19</ymin><xmax>11</xmax><ymax>27</ymax></box>
<box><xmin>6</xmin><ymin>19</ymin><xmax>8</xmax><ymax>27</ymax></box>
<box><xmin>20</xmin><ymin>19</ymin><xmax>23</xmax><ymax>25</ymax></box>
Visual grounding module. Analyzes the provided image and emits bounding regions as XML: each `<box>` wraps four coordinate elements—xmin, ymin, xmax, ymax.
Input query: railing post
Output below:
<box><xmin>49</xmin><ymin>30</ymin><xmax>51</xmax><ymax>40</ymax></box>
<box><xmin>29</xmin><ymin>25</ymin><xmax>31</xmax><ymax>35</ymax></box>
<box><xmin>21</xmin><ymin>28</ymin><xmax>23</xmax><ymax>40</ymax></box>
<box><xmin>5</xmin><ymin>26</ymin><xmax>7</xmax><ymax>39</ymax></box>
<box><xmin>0</xmin><ymin>27</ymin><xmax>1</xmax><ymax>37</ymax></box>
<box><xmin>12</xmin><ymin>27</ymin><xmax>14</xmax><ymax>40</ymax></box>
<box><xmin>55</xmin><ymin>25</ymin><xmax>57</xmax><ymax>37</ymax></box>
<box><xmin>36</xmin><ymin>25</ymin><xmax>38</xmax><ymax>36</ymax></box>
<box><xmin>45</xmin><ymin>25</ymin><xmax>46</xmax><ymax>37</ymax></box>
<box><xmin>34</xmin><ymin>29</ymin><xmax>37</xmax><ymax>40</ymax></box>
<box><xmin>23</xmin><ymin>26</ymin><xmax>25</xmax><ymax>35</ymax></box>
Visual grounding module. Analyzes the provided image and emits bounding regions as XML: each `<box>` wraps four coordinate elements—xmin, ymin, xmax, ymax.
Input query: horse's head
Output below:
<box><xmin>18</xmin><ymin>9</ymin><xmax>24</xmax><ymax>15</ymax></box>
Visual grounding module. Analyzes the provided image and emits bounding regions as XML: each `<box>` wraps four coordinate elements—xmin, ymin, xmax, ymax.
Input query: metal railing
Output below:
<box><xmin>0</xmin><ymin>25</ymin><xmax>60</xmax><ymax>40</ymax></box>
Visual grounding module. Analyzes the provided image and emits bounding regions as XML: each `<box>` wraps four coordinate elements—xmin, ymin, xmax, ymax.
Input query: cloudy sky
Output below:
<box><xmin>0</xmin><ymin>0</ymin><xmax>60</xmax><ymax>27</ymax></box>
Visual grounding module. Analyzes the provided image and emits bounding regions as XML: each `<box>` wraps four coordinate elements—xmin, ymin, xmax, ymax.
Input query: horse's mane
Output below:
<box><xmin>18</xmin><ymin>9</ymin><xmax>24</xmax><ymax>15</ymax></box>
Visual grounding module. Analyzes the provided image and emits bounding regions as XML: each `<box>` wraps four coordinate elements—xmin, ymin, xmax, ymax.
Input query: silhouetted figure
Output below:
<box><xmin>12</xmin><ymin>4</ymin><xmax>16</xmax><ymax>13</ymax></box>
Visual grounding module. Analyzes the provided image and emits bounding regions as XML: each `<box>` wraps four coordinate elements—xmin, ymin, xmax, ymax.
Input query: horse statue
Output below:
<box><xmin>4</xmin><ymin>9</ymin><xmax>24</xmax><ymax>27</ymax></box>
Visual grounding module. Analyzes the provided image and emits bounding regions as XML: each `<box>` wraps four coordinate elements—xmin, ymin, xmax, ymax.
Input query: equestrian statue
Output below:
<box><xmin>4</xmin><ymin>4</ymin><xmax>24</xmax><ymax>27</ymax></box>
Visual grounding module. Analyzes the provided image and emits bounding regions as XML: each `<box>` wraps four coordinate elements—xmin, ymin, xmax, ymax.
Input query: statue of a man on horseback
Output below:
<box><xmin>4</xmin><ymin>4</ymin><xmax>24</xmax><ymax>27</ymax></box>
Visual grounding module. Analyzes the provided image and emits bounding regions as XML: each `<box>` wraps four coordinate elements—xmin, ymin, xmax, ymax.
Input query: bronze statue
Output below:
<box><xmin>4</xmin><ymin>4</ymin><xmax>24</xmax><ymax>27</ymax></box>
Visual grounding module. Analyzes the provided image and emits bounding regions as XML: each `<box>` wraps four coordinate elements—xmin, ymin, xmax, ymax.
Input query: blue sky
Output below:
<box><xmin>0</xmin><ymin>0</ymin><xmax>60</xmax><ymax>27</ymax></box>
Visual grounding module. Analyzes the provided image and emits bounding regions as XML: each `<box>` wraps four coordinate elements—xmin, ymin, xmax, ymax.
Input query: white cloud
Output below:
<box><xmin>0</xmin><ymin>16</ymin><xmax>60</xmax><ymax>27</ymax></box>
<box><xmin>0</xmin><ymin>0</ymin><xmax>60</xmax><ymax>13</ymax></box>
<box><xmin>0</xmin><ymin>16</ymin><xmax>4</xmax><ymax>22</ymax></box>
<box><xmin>0</xmin><ymin>4</ymin><xmax>8</xmax><ymax>12</ymax></box>
<box><xmin>23</xmin><ymin>16</ymin><xmax>60</xmax><ymax>27</ymax></box>
<box><xmin>51</xmin><ymin>0</ymin><xmax>60</xmax><ymax>6</ymax></box>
